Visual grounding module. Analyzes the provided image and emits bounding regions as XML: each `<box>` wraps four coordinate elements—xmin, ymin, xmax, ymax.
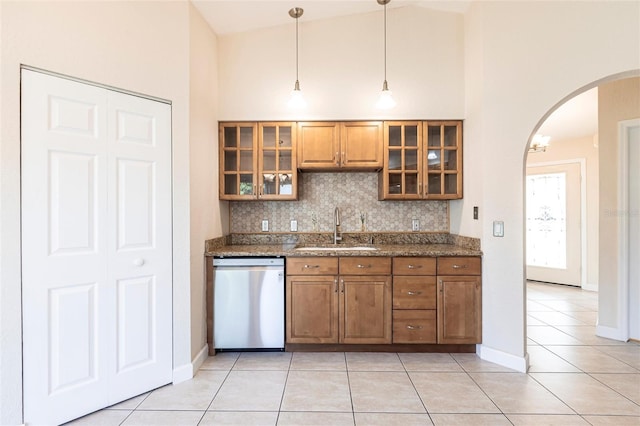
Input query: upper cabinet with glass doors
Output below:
<box><xmin>379</xmin><ymin>120</ymin><xmax>462</xmax><ymax>200</ymax></box>
<box><xmin>258</xmin><ymin>122</ymin><xmax>297</xmax><ymax>200</ymax></box>
<box><xmin>219</xmin><ymin>122</ymin><xmax>258</xmax><ymax>200</ymax></box>
<box><xmin>219</xmin><ymin>122</ymin><xmax>298</xmax><ymax>200</ymax></box>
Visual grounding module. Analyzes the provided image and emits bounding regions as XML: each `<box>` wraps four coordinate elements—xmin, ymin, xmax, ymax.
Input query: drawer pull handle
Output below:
<box><xmin>406</xmin><ymin>325</ymin><xmax>423</xmax><ymax>330</ymax></box>
<box><xmin>407</xmin><ymin>291</ymin><xmax>422</xmax><ymax>296</ymax></box>
<box><xmin>357</xmin><ymin>264</ymin><xmax>372</xmax><ymax>269</ymax></box>
<box><xmin>304</xmin><ymin>264</ymin><xmax>320</xmax><ymax>269</ymax></box>
<box><xmin>407</xmin><ymin>265</ymin><xmax>422</xmax><ymax>269</ymax></box>
<box><xmin>452</xmin><ymin>264</ymin><xmax>468</xmax><ymax>269</ymax></box>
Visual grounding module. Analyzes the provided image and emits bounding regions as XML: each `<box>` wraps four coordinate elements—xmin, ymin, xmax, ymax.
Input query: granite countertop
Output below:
<box><xmin>205</xmin><ymin>232</ymin><xmax>482</xmax><ymax>258</ymax></box>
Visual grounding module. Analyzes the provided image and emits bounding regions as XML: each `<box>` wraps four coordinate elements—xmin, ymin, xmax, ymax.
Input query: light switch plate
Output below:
<box><xmin>290</xmin><ymin>220</ymin><xmax>298</xmax><ymax>232</ymax></box>
<box><xmin>261</xmin><ymin>220</ymin><xmax>269</xmax><ymax>232</ymax></box>
<box><xmin>493</xmin><ymin>220</ymin><xmax>504</xmax><ymax>237</ymax></box>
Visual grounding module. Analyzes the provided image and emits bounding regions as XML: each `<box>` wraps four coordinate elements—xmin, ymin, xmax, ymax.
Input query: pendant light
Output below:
<box><xmin>288</xmin><ymin>7</ymin><xmax>306</xmax><ymax>108</ymax></box>
<box><xmin>376</xmin><ymin>0</ymin><xmax>396</xmax><ymax>109</ymax></box>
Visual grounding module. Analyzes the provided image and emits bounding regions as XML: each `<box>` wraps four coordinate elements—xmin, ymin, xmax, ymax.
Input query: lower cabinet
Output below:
<box><xmin>437</xmin><ymin>256</ymin><xmax>482</xmax><ymax>344</ymax></box>
<box><xmin>285</xmin><ymin>255</ymin><xmax>481</xmax><ymax>347</ymax></box>
<box><xmin>286</xmin><ymin>257</ymin><xmax>391</xmax><ymax>344</ymax></box>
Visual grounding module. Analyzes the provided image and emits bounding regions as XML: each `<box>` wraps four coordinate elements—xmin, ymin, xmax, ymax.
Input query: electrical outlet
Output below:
<box><xmin>290</xmin><ymin>220</ymin><xmax>298</xmax><ymax>232</ymax></box>
<box><xmin>473</xmin><ymin>206</ymin><xmax>479</xmax><ymax>220</ymax></box>
<box><xmin>412</xmin><ymin>219</ymin><xmax>420</xmax><ymax>231</ymax></box>
<box><xmin>493</xmin><ymin>220</ymin><xmax>504</xmax><ymax>237</ymax></box>
<box><xmin>261</xmin><ymin>220</ymin><xmax>269</xmax><ymax>232</ymax></box>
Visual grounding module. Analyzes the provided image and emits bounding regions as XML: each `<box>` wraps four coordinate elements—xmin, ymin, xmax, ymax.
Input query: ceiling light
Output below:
<box><xmin>376</xmin><ymin>0</ymin><xmax>396</xmax><ymax>109</ymax></box>
<box><xmin>288</xmin><ymin>7</ymin><xmax>306</xmax><ymax>109</ymax></box>
<box><xmin>529</xmin><ymin>134</ymin><xmax>551</xmax><ymax>153</ymax></box>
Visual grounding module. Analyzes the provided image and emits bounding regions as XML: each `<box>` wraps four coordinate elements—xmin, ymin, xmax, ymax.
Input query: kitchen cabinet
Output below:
<box><xmin>219</xmin><ymin>122</ymin><xmax>297</xmax><ymax>200</ymax></box>
<box><xmin>219</xmin><ymin>122</ymin><xmax>258</xmax><ymax>200</ymax></box>
<box><xmin>437</xmin><ymin>257</ymin><xmax>482</xmax><ymax>344</ymax></box>
<box><xmin>379</xmin><ymin>120</ymin><xmax>462</xmax><ymax>200</ymax></box>
<box><xmin>286</xmin><ymin>256</ymin><xmax>391</xmax><ymax>344</ymax></box>
<box><xmin>392</xmin><ymin>257</ymin><xmax>437</xmax><ymax>343</ymax></box>
<box><xmin>297</xmin><ymin>121</ymin><xmax>383</xmax><ymax>170</ymax></box>
<box><xmin>258</xmin><ymin>122</ymin><xmax>297</xmax><ymax>200</ymax></box>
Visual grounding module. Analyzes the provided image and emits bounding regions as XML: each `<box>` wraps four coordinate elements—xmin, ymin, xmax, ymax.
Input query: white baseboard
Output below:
<box><xmin>477</xmin><ymin>344</ymin><xmax>528</xmax><ymax>373</ymax></box>
<box><xmin>582</xmin><ymin>282</ymin><xmax>598</xmax><ymax>292</ymax></box>
<box><xmin>596</xmin><ymin>324</ymin><xmax>628</xmax><ymax>342</ymax></box>
<box><xmin>172</xmin><ymin>344</ymin><xmax>209</xmax><ymax>384</ymax></box>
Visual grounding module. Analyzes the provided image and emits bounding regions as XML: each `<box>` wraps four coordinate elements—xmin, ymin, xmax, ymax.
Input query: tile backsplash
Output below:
<box><xmin>230</xmin><ymin>173</ymin><xmax>449</xmax><ymax>233</ymax></box>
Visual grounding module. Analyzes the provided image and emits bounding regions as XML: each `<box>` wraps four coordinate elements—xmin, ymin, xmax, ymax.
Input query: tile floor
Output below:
<box><xmin>68</xmin><ymin>282</ymin><xmax>639</xmax><ymax>425</ymax></box>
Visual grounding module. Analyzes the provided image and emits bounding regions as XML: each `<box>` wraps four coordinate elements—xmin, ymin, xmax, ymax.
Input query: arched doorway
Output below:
<box><xmin>524</xmin><ymin>73</ymin><xmax>640</xmax><ymax>363</ymax></box>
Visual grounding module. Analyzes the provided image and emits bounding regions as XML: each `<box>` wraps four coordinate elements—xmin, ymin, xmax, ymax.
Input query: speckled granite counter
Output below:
<box><xmin>205</xmin><ymin>232</ymin><xmax>482</xmax><ymax>258</ymax></box>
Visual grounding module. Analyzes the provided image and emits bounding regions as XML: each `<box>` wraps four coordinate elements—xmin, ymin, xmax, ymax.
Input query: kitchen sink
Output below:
<box><xmin>294</xmin><ymin>246</ymin><xmax>378</xmax><ymax>251</ymax></box>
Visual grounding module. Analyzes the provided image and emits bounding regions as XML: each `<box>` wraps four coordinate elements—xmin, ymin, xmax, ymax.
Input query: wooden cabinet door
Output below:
<box><xmin>219</xmin><ymin>122</ymin><xmax>258</xmax><ymax>200</ymax></box>
<box><xmin>258</xmin><ymin>122</ymin><xmax>297</xmax><ymax>200</ymax></box>
<box><xmin>286</xmin><ymin>275</ymin><xmax>338</xmax><ymax>344</ymax></box>
<box><xmin>340</xmin><ymin>121</ymin><xmax>383</xmax><ymax>169</ymax></box>
<box><xmin>379</xmin><ymin>121</ymin><xmax>423</xmax><ymax>200</ymax></box>
<box><xmin>297</xmin><ymin>122</ymin><xmax>340</xmax><ymax>169</ymax></box>
<box><xmin>423</xmin><ymin>121</ymin><xmax>463</xmax><ymax>199</ymax></box>
<box><xmin>340</xmin><ymin>275</ymin><xmax>391</xmax><ymax>344</ymax></box>
<box><xmin>437</xmin><ymin>275</ymin><xmax>481</xmax><ymax>344</ymax></box>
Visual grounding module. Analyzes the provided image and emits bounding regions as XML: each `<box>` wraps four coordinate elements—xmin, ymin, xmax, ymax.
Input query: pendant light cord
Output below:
<box><xmin>383</xmin><ymin>2</ymin><xmax>387</xmax><ymax>83</ymax></box>
<box><xmin>296</xmin><ymin>14</ymin><xmax>299</xmax><ymax>83</ymax></box>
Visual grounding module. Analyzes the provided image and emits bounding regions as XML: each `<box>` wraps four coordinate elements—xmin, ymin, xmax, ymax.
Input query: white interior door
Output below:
<box><xmin>526</xmin><ymin>162</ymin><xmax>582</xmax><ymax>286</ymax></box>
<box><xmin>21</xmin><ymin>69</ymin><xmax>172</xmax><ymax>425</ymax></box>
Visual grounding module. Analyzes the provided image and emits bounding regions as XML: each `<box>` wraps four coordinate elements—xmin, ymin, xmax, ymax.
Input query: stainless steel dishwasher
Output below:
<box><xmin>213</xmin><ymin>257</ymin><xmax>285</xmax><ymax>351</ymax></box>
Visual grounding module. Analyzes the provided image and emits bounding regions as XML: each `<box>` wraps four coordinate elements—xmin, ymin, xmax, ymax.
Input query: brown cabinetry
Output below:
<box><xmin>392</xmin><ymin>257</ymin><xmax>437</xmax><ymax>343</ymax></box>
<box><xmin>219</xmin><ymin>122</ymin><xmax>297</xmax><ymax>200</ymax></box>
<box><xmin>379</xmin><ymin>121</ymin><xmax>462</xmax><ymax>200</ymax></box>
<box><xmin>297</xmin><ymin>121</ymin><xmax>383</xmax><ymax>170</ymax></box>
<box><xmin>286</xmin><ymin>256</ymin><xmax>391</xmax><ymax>344</ymax></box>
<box><xmin>437</xmin><ymin>257</ymin><xmax>482</xmax><ymax>344</ymax></box>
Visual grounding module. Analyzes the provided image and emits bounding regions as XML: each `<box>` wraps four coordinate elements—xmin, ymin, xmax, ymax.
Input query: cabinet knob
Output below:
<box><xmin>406</xmin><ymin>325</ymin><xmax>423</xmax><ymax>330</ymax></box>
<box><xmin>407</xmin><ymin>291</ymin><xmax>422</xmax><ymax>296</ymax></box>
<box><xmin>133</xmin><ymin>258</ymin><xmax>145</xmax><ymax>267</ymax></box>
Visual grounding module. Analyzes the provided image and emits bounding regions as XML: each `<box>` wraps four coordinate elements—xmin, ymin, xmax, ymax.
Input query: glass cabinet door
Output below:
<box><xmin>424</xmin><ymin>121</ymin><xmax>462</xmax><ymax>199</ymax></box>
<box><xmin>381</xmin><ymin>121</ymin><xmax>422</xmax><ymax>199</ymax></box>
<box><xmin>219</xmin><ymin>123</ymin><xmax>257</xmax><ymax>199</ymax></box>
<box><xmin>259</xmin><ymin>122</ymin><xmax>297</xmax><ymax>200</ymax></box>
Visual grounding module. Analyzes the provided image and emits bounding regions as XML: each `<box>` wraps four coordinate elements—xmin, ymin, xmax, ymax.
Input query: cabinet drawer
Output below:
<box><xmin>437</xmin><ymin>257</ymin><xmax>481</xmax><ymax>275</ymax></box>
<box><xmin>340</xmin><ymin>257</ymin><xmax>391</xmax><ymax>275</ymax></box>
<box><xmin>287</xmin><ymin>257</ymin><xmax>338</xmax><ymax>275</ymax></box>
<box><xmin>393</xmin><ymin>257</ymin><xmax>436</xmax><ymax>275</ymax></box>
<box><xmin>393</xmin><ymin>310</ymin><xmax>436</xmax><ymax>343</ymax></box>
<box><xmin>393</xmin><ymin>276</ymin><xmax>436</xmax><ymax>309</ymax></box>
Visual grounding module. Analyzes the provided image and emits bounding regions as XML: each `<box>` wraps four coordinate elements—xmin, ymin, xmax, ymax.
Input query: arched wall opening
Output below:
<box><xmin>523</xmin><ymin>71</ymin><xmax>640</xmax><ymax>351</ymax></box>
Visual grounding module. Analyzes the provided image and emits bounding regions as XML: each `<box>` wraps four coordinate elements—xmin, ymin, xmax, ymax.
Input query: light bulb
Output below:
<box><xmin>376</xmin><ymin>86</ymin><xmax>396</xmax><ymax>109</ymax></box>
<box><xmin>288</xmin><ymin>81</ymin><xmax>306</xmax><ymax>108</ymax></box>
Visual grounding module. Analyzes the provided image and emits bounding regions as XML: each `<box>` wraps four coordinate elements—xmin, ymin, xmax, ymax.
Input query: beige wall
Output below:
<box><xmin>218</xmin><ymin>6</ymin><xmax>465</xmax><ymax>120</ymax></box>
<box><xmin>526</xmin><ymin>134</ymin><xmax>600</xmax><ymax>290</ymax></box>
<box><xmin>188</xmin><ymin>2</ymin><xmax>224</xmax><ymax>364</ymax></box>
<box><xmin>598</xmin><ymin>77</ymin><xmax>640</xmax><ymax>330</ymax></box>
<box><xmin>0</xmin><ymin>2</ymin><xmax>220</xmax><ymax>423</ymax></box>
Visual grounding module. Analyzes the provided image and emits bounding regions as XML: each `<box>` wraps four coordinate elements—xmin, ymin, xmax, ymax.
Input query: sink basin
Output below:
<box><xmin>294</xmin><ymin>246</ymin><xmax>378</xmax><ymax>251</ymax></box>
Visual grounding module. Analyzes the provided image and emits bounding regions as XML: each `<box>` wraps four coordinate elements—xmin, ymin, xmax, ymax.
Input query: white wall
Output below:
<box><xmin>0</xmin><ymin>1</ymin><xmax>220</xmax><ymax>423</ymax></box>
<box><xmin>218</xmin><ymin>6</ymin><xmax>465</xmax><ymax>121</ymax></box>
<box><xmin>460</xmin><ymin>1</ymin><xmax>639</xmax><ymax>368</ymax></box>
<box><xmin>526</xmin><ymin>135</ymin><xmax>600</xmax><ymax>291</ymax></box>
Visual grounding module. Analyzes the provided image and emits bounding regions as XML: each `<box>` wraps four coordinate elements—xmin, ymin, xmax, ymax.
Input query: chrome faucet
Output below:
<box><xmin>334</xmin><ymin>206</ymin><xmax>342</xmax><ymax>244</ymax></box>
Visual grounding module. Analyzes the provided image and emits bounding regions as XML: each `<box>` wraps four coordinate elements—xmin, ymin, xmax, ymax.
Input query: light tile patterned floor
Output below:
<box><xmin>67</xmin><ymin>282</ymin><xmax>639</xmax><ymax>425</ymax></box>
